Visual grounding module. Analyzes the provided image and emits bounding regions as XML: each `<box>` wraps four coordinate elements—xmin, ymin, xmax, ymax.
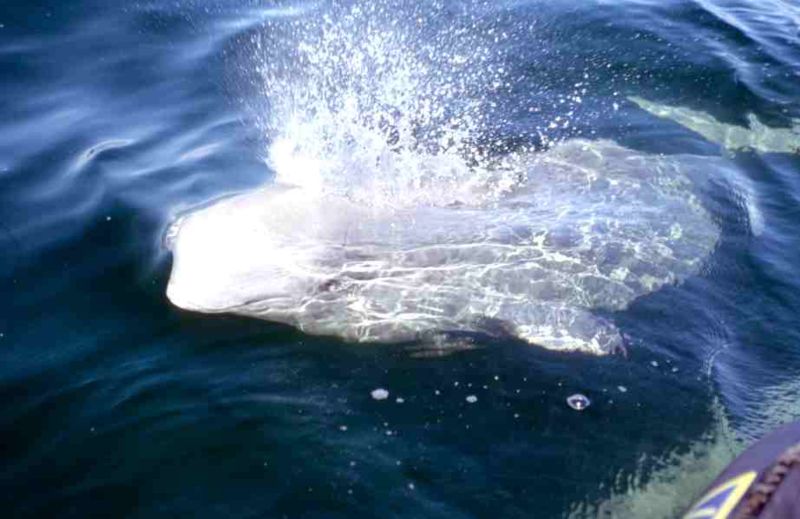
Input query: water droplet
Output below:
<box><xmin>617</xmin><ymin>386</ymin><xmax>627</xmax><ymax>393</ymax></box>
<box><xmin>466</xmin><ymin>395</ymin><xmax>478</xmax><ymax>403</ymax></box>
<box><xmin>566</xmin><ymin>393</ymin><xmax>590</xmax><ymax>411</ymax></box>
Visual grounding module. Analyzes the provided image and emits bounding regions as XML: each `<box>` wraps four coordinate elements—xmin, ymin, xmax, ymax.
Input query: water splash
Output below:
<box><xmin>249</xmin><ymin>1</ymin><xmax>575</xmax><ymax>208</ymax></box>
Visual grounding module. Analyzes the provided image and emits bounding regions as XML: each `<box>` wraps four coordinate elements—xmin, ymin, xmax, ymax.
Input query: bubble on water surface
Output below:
<box><xmin>567</xmin><ymin>394</ymin><xmax>591</xmax><ymax>411</ymax></box>
<box><xmin>371</xmin><ymin>388</ymin><xmax>389</xmax><ymax>400</ymax></box>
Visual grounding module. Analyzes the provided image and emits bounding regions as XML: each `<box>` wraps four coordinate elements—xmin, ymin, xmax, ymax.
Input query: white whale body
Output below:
<box><xmin>166</xmin><ymin>139</ymin><xmax>721</xmax><ymax>354</ymax></box>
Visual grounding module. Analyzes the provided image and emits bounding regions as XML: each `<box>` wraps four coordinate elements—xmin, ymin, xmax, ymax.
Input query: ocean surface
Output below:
<box><xmin>2</xmin><ymin>0</ymin><xmax>800</xmax><ymax>517</ymax></box>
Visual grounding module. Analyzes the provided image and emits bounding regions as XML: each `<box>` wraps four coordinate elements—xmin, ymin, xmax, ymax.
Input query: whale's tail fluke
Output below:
<box><xmin>629</xmin><ymin>96</ymin><xmax>800</xmax><ymax>154</ymax></box>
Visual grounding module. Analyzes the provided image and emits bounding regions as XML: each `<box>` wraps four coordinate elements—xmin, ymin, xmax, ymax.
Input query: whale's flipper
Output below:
<box><xmin>629</xmin><ymin>96</ymin><xmax>800</xmax><ymax>154</ymax></box>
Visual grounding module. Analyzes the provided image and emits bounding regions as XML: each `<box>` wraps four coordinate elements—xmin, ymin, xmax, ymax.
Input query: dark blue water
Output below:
<box><xmin>2</xmin><ymin>0</ymin><xmax>799</xmax><ymax>517</ymax></box>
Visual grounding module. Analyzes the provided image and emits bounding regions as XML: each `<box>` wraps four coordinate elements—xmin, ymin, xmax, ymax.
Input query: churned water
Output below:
<box><xmin>1</xmin><ymin>0</ymin><xmax>799</xmax><ymax>517</ymax></box>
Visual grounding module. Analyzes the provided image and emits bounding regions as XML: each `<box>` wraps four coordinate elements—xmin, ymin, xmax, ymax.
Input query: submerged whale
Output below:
<box><xmin>630</xmin><ymin>96</ymin><xmax>800</xmax><ymax>154</ymax></box>
<box><xmin>166</xmin><ymin>139</ymin><xmax>721</xmax><ymax>354</ymax></box>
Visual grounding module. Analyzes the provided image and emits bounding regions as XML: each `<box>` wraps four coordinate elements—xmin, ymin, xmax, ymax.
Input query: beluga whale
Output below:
<box><xmin>166</xmin><ymin>138</ymin><xmax>721</xmax><ymax>355</ymax></box>
<box><xmin>164</xmin><ymin>2</ymin><xmax>724</xmax><ymax>355</ymax></box>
